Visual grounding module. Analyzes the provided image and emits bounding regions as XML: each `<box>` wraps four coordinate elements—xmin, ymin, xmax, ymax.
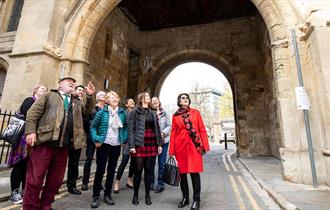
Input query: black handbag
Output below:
<box><xmin>1</xmin><ymin>112</ymin><xmax>25</xmax><ymax>147</ymax></box>
<box><xmin>162</xmin><ymin>156</ymin><xmax>180</xmax><ymax>186</ymax></box>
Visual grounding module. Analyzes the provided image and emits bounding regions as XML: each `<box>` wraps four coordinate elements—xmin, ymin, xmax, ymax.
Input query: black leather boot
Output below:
<box><xmin>90</xmin><ymin>196</ymin><xmax>100</xmax><ymax>208</ymax></box>
<box><xmin>190</xmin><ymin>201</ymin><xmax>200</xmax><ymax>210</ymax></box>
<box><xmin>178</xmin><ymin>197</ymin><xmax>189</xmax><ymax>208</ymax></box>
<box><xmin>145</xmin><ymin>195</ymin><xmax>152</xmax><ymax>205</ymax></box>
<box><xmin>132</xmin><ymin>194</ymin><xmax>139</xmax><ymax>205</ymax></box>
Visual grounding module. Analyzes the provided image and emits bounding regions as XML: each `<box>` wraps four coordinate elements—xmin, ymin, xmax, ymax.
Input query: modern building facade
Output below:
<box><xmin>190</xmin><ymin>88</ymin><xmax>222</xmax><ymax>140</ymax></box>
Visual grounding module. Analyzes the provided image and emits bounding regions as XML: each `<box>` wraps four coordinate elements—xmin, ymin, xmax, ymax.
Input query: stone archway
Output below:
<box><xmin>149</xmin><ymin>49</ymin><xmax>235</xmax><ymax>97</ymax></box>
<box><xmin>60</xmin><ymin>0</ymin><xmax>298</xmax><ymax>161</ymax></box>
<box><xmin>59</xmin><ymin>0</ymin><xmax>328</xmax><ymax>186</ymax></box>
<box><xmin>0</xmin><ymin>57</ymin><xmax>9</xmax><ymax>70</ymax></box>
<box><xmin>61</xmin><ymin>0</ymin><xmax>297</xmax><ymax>64</ymax></box>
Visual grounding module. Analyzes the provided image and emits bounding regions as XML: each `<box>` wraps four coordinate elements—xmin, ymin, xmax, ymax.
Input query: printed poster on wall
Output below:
<box><xmin>295</xmin><ymin>87</ymin><xmax>311</xmax><ymax>110</ymax></box>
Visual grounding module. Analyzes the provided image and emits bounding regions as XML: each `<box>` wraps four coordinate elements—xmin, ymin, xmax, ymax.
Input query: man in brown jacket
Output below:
<box><xmin>23</xmin><ymin>77</ymin><xmax>95</xmax><ymax>210</ymax></box>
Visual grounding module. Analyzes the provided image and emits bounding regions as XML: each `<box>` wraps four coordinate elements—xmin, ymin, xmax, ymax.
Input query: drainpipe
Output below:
<box><xmin>291</xmin><ymin>29</ymin><xmax>317</xmax><ymax>188</ymax></box>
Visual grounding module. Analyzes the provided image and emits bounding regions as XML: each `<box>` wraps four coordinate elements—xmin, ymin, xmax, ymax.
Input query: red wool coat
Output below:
<box><xmin>169</xmin><ymin>108</ymin><xmax>210</xmax><ymax>173</ymax></box>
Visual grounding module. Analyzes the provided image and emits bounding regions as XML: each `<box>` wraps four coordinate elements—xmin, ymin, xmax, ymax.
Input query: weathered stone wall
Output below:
<box><xmin>135</xmin><ymin>13</ymin><xmax>270</xmax><ymax>157</ymax></box>
<box><xmin>86</xmin><ymin>8</ymin><xmax>138</xmax><ymax>99</ymax></box>
<box><xmin>255</xmin><ymin>15</ymin><xmax>282</xmax><ymax>158</ymax></box>
<box><xmin>88</xmin><ymin>8</ymin><xmax>277</xmax><ymax>157</ymax></box>
<box><xmin>0</xmin><ymin>0</ymin><xmax>66</xmax><ymax>108</ymax></box>
<box><xmin>228</xmin><ymin>18</ymin><xmax>272</xmax><ymax>156</ymax></box>
<box><xmin>278</xmin><ymin>2</ymin><xmax>330</xmax><ymax>185</ymax></box>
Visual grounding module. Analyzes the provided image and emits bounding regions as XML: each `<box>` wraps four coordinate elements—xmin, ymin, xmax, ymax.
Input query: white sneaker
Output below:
<box><xmin>8</xmin><ymin>189</ymin><xmax>23</xmax><ymax>204</ymax></box>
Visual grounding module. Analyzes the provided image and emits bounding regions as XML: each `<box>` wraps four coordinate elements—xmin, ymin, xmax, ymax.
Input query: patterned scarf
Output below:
<box><xmin>174</xmin><ymin>107</ymin><xmax>205</xmax><ymax>155</ymax></box>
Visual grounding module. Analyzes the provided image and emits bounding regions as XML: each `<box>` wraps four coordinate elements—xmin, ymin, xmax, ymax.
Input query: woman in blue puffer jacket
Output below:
<box><xmin>89</xmin><ymin>91</ymin><xmax>128</xmax><ymax>208</ymax></box>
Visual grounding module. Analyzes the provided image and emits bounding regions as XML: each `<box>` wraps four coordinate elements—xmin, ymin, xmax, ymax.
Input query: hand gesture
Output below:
<box><xmin>26</xmin><ymin>133</ymin><xmax>37</xmax><ymax>146</ymax></box>
<box><xmin>95</xmin><ymin>142</ymin><xmax>102</xmax><ymax>148</ymax></box>
<box><xmin>158</xmin><ymin>146</ymin><xmax>162</xmax><ymax>155</ymax></box>
<box><xmin>85</xmin><ymin>81</ymin><xmax>95</xmax><ymax>96</ymax></box>
<box><xmin>170</xmin><ymin>155</ymin><xmax>178</xmax><ymax>165</ymax></box>
<box><xmin>130</xmin><ymin>148</ymin><xmax>136</xmax><ymax>154</ymax></box>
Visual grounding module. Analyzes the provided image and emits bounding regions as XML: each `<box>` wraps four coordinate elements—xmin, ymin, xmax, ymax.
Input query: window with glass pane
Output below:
<box><xmin>7</xmin><ymin>0</ymin><xmax>24</xmax><ymax>32</ymax></box>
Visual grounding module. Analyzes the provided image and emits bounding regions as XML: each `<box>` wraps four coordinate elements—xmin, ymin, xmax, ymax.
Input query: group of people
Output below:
<box><xmin>6</xmin><ymin>76</ymin><xmax>210</xmax><ymax>210</ymax></box>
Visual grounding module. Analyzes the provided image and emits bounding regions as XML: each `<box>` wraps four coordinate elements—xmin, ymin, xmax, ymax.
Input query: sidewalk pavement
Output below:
<box><xmin>0</xmin><ymin>160</ymin><xmax>97</xmax><ymax>202</ymax></box>
<box><xmin>239</xmin><ymin>156</ymin><xmax>330</xmax><ymax>210</ymax></box>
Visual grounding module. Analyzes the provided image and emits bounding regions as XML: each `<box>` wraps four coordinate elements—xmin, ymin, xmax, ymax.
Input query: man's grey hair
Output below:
<box><xmin>96</xmin><ymin>91</ymin><xmax>106</xmax><ymax>102</ymax></box>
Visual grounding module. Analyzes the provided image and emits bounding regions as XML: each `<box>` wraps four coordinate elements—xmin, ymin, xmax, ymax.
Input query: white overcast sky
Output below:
<box><xmin>159</xmin><ymin>62</ymin><xmax>229</xmax><ymax>106</ymax></box>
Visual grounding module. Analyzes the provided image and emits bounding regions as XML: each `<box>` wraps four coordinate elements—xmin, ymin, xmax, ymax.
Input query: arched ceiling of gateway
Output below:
<box><xmin>118</xmin><ymin>0</ymin><xmax>258</xmax><ymax>30</ymax></box>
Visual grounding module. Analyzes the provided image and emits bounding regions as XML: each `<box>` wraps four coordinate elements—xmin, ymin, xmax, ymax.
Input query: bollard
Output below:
<box><xmin>224</xmin><ymin>133</ymin><xmax>228</xmax><ymax>150</ymax></box>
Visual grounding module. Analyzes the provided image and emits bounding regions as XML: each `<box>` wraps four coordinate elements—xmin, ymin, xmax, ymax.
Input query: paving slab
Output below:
<box><xmin>239</xmin><ymin>157</ymin><xmax>330</xmax><ymax>210</ymax></box>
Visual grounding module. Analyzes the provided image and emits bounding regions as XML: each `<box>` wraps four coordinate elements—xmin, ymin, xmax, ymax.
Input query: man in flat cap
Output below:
<box><xmin>23</xmin><ymin>77</ymin><xmax>96</xmax><ymax>210</ymax></box>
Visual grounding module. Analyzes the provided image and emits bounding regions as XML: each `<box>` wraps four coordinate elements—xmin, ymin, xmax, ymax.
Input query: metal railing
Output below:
<box><xmin>0</xmin><ymin>109</ymin><xmax>14</xmax><ymax>169</ymax></box>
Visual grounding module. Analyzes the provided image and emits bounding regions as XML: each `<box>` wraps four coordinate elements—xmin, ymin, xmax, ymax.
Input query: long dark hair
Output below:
<box><xmin>136</xmin><ymin>92</ymin><xmax>153</xmax><ymax>109</ymax></box>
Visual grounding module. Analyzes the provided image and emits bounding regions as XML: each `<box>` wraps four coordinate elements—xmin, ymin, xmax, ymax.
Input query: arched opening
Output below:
<box><xmin>68</xmin><ymin>1</ymin><xmax>283</xmax><ymax>158</ymax></box>
<box><xmin>56</xmin><ymin>0</ymin><xmax>330</xmax><ymax>187</ymax></box>
<box><xmin>159</xmin><ymin>62</ymin><xmax>235</xmax><ymax>148</ymax></box>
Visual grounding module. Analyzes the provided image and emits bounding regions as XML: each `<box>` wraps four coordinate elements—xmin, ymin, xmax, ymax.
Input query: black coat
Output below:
<box><xmin>128</xmin><ymin>106</ymin><xmax>162</xmax><ymax>149</ymax></box>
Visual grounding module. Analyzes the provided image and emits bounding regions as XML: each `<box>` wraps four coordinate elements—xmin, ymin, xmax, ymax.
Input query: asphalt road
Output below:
<box><xmin>0</xmin><ymin>143</ymin><xmax>280</xmax><ymax>210</ymax></box>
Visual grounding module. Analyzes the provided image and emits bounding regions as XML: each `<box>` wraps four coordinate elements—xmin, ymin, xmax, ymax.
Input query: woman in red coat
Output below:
<box><xmin>169</xmin><ymin>93</ymin><xmax>210</xmax><ymax>210</ymax></box>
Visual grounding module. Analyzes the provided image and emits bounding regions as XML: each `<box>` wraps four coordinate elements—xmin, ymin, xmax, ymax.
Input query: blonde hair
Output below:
<box><xmin>105</xmin><ymin>91</ymin><xmax>120</xmax><ymax>101</ymax></box>
<box><xmin>33</xmin><ymin>84</ymin><xmax>48</xmax><ymax>95</ymax></box>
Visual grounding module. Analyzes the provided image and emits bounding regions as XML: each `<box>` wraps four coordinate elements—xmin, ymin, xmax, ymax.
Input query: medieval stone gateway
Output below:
<box><xmin>0</xmin><ymin>0</ymin><xmax>330</xmax><ymax>187</ymax></box>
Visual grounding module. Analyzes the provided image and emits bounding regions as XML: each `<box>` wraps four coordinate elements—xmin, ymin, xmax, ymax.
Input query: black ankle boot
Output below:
<box><xmin>90</xmin><ymin>196</ymin><xmax>100</xmax><ymax>208</ymax></box>
<box><xmin>132</xmin><ymin>195</ymin><xmax>139</xmax><ymax>205</ymax></box>
<box><xmin>145</xmin><ymin>195</ymin><xmax>152</xmax><ymax>205</ymax></box>
<box><xmin>190</xmin><ymin>200</ymin><xmax>200</xmax><ymax>210</ymax></box>
<box><xmin>178</xmin><ymin>197</ymin><xmax>189</xmax><ymax>208</ymax></box>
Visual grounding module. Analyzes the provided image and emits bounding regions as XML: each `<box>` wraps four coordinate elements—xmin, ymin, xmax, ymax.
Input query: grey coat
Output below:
<box><xmin>157</xmin><ymin>109</ymin><xmax>171</xmax><ymax>144</ymax></box>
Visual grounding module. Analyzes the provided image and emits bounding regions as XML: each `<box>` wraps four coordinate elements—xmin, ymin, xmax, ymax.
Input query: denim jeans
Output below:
<box><xmin>151</xmin><ymin>143</ymin><xmax>169</xmax><ymax>189</ymax></box>
<box><xmin>116</xmin><ymin>154</ymin><xmax>134</xmax><ymax>180</ymax></box>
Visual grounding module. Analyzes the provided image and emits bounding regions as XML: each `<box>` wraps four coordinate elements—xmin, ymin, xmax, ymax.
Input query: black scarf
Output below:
<box><xmin>174</xmin><ymin>107</ymin><xmax>205</xmax><ymax>155</ymax></box>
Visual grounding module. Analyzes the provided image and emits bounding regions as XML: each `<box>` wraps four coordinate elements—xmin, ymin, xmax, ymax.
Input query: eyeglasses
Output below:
<box><xmin>181</xmin><ymin>96</ymin><xmax>189</xmax><ymax>100</ymax></box>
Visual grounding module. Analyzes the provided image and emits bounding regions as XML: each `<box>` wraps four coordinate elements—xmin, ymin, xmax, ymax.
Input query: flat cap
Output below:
<box><xmin>58</xmin><ymin>77</ymin><xmax>76</xmax><ymax>83</ymax></box>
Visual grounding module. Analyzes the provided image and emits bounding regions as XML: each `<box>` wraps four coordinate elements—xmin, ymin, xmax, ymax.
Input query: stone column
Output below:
<box><xmin>0</xmin><ymin>0</ymin><xmax>62</xmax><ymax>109</ymax></box>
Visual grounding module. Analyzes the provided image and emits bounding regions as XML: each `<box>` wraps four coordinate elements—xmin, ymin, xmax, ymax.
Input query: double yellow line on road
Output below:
<box><xmin>223</xmin><ymin>151</ymin><xmax>262</xmax><ymax>210</ymax></box>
